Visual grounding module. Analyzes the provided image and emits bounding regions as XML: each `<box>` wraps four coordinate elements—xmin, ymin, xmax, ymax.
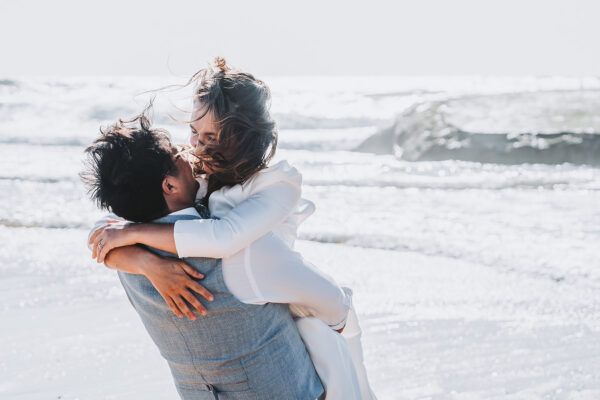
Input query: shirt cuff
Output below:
<box><xmin>328</xmin><ymin>314</ymin><xmax>349</xmax><ymax>331</ymax></box>
<box><xmin>328</xmin><ymin>286</ymin><xmax>354</xmax><ymax>330</ymax></box>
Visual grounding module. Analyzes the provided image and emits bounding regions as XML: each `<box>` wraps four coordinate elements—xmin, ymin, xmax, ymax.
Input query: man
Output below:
<box><xmin>81</xmin><ymin>114</ymin><xmax>351</xmax><ymax>399</ymax></box>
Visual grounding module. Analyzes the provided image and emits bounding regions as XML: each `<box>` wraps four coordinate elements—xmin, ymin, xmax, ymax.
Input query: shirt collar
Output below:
<box><xmin>169</xmin><ymin>207</ymin><xmax>200</xmax><ymax>217</ymax></box>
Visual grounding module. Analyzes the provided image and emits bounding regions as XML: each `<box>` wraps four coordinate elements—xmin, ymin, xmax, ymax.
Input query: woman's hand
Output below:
<box><xmin>140</xmin><ymin>255</ymin><xmax>214</xmax><ymax>320</ymax></box>
<box><xmin>90</xmin><ymin>221</ymin><xmax>138</xmax><ymax>263</ymax></box>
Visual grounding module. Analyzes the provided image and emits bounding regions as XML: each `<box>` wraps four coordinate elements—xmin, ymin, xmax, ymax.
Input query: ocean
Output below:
<box><xmin>1</xmin><ymin>76</ymin><xmax>599</xmax><ymax>399</ymax></box>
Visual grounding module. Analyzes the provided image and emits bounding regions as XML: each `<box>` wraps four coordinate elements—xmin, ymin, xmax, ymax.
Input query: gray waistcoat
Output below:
<box><xmin>117</xmin><ymin>213</ymin><xmax>323</xmax><ymax>400</ymax></box>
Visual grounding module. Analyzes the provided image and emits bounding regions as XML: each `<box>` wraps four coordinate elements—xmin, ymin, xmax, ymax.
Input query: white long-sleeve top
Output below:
<box><xmin>175</xmin><ymin>160</ymin><xmax>309</xmax><ymax>256</ymax></box>
<box><xmin>174</xmin><ymin>160</ymin><xmax>351</xmax><ymax>329</ymax></box>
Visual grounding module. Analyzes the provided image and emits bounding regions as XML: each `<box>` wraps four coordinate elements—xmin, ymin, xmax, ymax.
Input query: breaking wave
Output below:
<box><xmin>357</xmin><ymin>91</ymin><xmax>600</xmax><ymax>165</ymax></box>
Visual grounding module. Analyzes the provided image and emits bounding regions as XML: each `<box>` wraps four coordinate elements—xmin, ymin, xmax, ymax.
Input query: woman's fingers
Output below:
<box><xmin>92</xmin><ymin>230</ymin><xmax>106</xmax><ymax>260</ymax></box>
<box><xmin>97</xmin><ymin>239</ymin><xmax>115</xmax><ymax>264</ymax></box>
<box><xmin>174</xmin><ymin>296</ymin><xmax>196</xmax><ymax>320</ymax></box>
<box><xmin>98</xmin><ymin>244</ymin><xmax>109</xmax><ymax>264</ymax></box>
<box><xmin>187</xmin><ymin>280</ymin><xmax>214</xmax><ymax>302</ymax></box>
<box><xmin>89</xmin><ymin>228</ymin><xmax>101</xmax><ymax>246</ymax></box>
<box><xmin>181</xmin><ymin>291</ymin><xmax>207</xmax><ymax>317</ymax></box>
<box><xmin>96</xmin><ymin>234</ymin><xmax>112</xmax><ymax>263</ymax></box>
<box><xmin>90</xmin><ymin>231</ymin><xmax>101</xmax><ymax>259</ymax></box>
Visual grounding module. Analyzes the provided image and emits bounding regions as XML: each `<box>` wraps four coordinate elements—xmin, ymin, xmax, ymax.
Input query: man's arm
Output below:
<box><xmin>90</xmin><ymin>222</ymin><xmax>176</xmax><ymax>263</ymax></box>
<box><xmin>102</xmin><ymin>245</ymin><xmax>157</xmax><ymax>275</ymax></box>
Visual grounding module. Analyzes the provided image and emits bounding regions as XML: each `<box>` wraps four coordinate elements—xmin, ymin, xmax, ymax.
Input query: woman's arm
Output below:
<box><xmin>174</xmin><ymin>181</ymin><xmax>301</xmax><ymax>258</ymax></box>
<box><xmin>92</xmin><ymin>161</ymin><xmax>303</xmax><ymax>260</ymax></box>
<box><xmin>91</xmin><ymin>222</ymin><xmax>176</xmax><ymax>263</ymax></box>
<box><xmin>90</xmin><ymin>181</ymin><xmax>298</xmax><ymax>261</ymax></box>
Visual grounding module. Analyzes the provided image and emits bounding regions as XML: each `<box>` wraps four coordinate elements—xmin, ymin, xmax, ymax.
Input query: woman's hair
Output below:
<box><xmin>185</xmin><ymin>57</ymin><xmax>278</xmax><ymax>195</ymax></box>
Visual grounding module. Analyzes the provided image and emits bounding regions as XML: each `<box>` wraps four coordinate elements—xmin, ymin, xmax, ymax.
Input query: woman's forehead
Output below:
<box><xmin>190</xmin><ymin>107</ymin><xmax>217</xmax><ymax>130</ymax></box>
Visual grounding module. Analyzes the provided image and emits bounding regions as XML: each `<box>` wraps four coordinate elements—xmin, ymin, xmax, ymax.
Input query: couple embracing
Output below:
<box><xmin>82</xmin><ymin>58</ymin><xmax>376</xmax><ymax>399</ymax></box>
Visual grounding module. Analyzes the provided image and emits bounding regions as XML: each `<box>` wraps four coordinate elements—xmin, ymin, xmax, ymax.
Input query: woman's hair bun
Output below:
<box><xmin>214</xmin><ymin>57</ymin><xmax>230</xmax><ymax>72</ymax></box>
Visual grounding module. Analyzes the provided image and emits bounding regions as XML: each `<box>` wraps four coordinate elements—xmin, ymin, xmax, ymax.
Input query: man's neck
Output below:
<box><xmin>165</xmin><ymin>199</ymin><xmax>195</xmax><ymax>215</ymax></box>
<box><xmin>163</xmin><ymin>179</ymin><xmax>200</xmax><ymax>216</ymax></box>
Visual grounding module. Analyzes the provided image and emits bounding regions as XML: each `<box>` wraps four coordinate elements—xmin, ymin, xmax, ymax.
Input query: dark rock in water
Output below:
<box><xmin>0</xmin><ymin>79</ymin><xmax>17</xmax><ymax>86</ymax></box>
<box><xmin>356</xmin><ymin>97</ymin><xmax>600</xmax><ymax>165</ymax></box>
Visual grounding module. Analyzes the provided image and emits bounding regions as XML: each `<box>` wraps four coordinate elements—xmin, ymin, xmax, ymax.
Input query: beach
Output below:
<box><xmin>1</xmin><ymin>76</ymin><xmax>599</xmax><ymax>399</ymax></box>
<box><xmin>2</xmin><ymin>233</ymin><xmax>599</xmax><ymax>399</ymax></box>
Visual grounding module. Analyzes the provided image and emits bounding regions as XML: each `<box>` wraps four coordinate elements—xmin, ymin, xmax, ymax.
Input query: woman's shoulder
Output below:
<box><xmin>245</xmin><ymin>160</ymin><xmax>302</xmax><ymax>192</ymax></box>
<box><xmin>211</xmin><ymin>160</ymin><xmax>303</xmax><ymax>203</ymax></box>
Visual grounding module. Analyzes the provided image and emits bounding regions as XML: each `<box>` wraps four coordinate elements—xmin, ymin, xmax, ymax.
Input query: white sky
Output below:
<box><xmin>1</xmin><ymin>0</ymin><xmax>599</xmax><ymax>76</ymax></box>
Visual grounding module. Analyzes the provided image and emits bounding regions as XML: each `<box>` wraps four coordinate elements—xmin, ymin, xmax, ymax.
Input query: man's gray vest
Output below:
<box><xmin>117</xmin><ymin>213</ymin><xmax>323</xmax><ymax>400</ymax></box>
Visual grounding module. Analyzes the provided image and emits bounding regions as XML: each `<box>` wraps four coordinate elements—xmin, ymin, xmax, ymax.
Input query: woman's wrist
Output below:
<box><xmin>127</xmin><ymin>223</ymin><xmax>146</xmax><ymax>244</ymax></box>
<box><xmin>129</xmin><ymin>223</ymin><xmax>178</xmax><ymax>254</ymax></box>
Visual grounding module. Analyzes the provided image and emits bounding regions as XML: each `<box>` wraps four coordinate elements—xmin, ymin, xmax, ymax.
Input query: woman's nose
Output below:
<box><xmin>189</xmin><ymin>134</ymin><xmax>199</xmax><ymax>148</ymax></box>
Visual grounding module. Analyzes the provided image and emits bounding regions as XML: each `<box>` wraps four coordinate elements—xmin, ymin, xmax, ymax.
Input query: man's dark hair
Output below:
<box><xmin>81</xmin><ymin>111</ymin><xmax>177</xmax><ymax>222</ymax></box>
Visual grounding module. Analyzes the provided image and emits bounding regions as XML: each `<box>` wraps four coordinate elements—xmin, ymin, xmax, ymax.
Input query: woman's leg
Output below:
<box><xmin>342</xmin><ymin>306</ymin><xmax>378</xmax><ymax>400</ymax></box>
<box><xmin>295</xmin><ymin>316</ymin><xmax>362</xmax><ymax>400</ymax></box>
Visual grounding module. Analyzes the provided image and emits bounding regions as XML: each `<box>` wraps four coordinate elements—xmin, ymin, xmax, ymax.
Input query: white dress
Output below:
<box><xmin>174</xmin><ymin>160</ymin><xmax>376</xmax><ymax>400</ymax></box>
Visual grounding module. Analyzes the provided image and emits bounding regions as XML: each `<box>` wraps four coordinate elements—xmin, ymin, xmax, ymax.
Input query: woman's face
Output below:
<box><xmin>189</xmin><ymin>108</ymin><xmax>218</xmax><ymax>148</ymax></box>
<box><xmin>189</xmin><ymin>106</ymin><xmax>218</xmax><ymax>173</ymax></box>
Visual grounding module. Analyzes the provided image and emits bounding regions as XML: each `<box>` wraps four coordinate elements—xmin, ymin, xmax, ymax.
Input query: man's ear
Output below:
<box><xmin>162</xmin><ymin>176</ymin><xmax>177</xmax><ymax>195</ymax></box>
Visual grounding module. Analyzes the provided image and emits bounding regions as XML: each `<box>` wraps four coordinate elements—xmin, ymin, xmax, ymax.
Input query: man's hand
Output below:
<box><xmin>140</xmin><ymin>255</ymin><xmax>214</xmax><ymax>320</ymax></box>
<box><xmin>90</xmin><ymin>221</ymin><xmax>137</xmax><ymax>263</ymax></box>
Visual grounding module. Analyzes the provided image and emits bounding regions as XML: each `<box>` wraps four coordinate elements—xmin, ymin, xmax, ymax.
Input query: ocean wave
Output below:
<box><xmin>0</xmin><ymin>79</ymin><xmax>18</xmax><ymax>87</ymax></box>
<box><xmin>0</xmin><ymin>175</ymin><xmax>76</xmax><ymax>184</ymax></box>
<box><xmin>87</xmin><ymin>105</ymin><xmax>138</xmax><ymax>121</ymax></box>
<box><xmin>0</xmin><ymin>102</ymin><xmax>28</xmax><ymax>111</ymax></box>
<box><xmin>298</xmin><ymin>232</ymin><xmax>599</xmax><ymax>287</ymax></box>
<box><xmin>0</xmin><ymin>218</ymin><xmax>89</xmax><ymax>230</ymax></box>
<box><xmin>274</xmin><ymin>112</ymin><xmax>382</xmax><ymax>130</ymax></box>
<box><xmin>303</xmin><ymin>176</ymin><xmax>597</xmax><ymax>190</ymax></box>
<box><xmin>364</xmin><ymin>89</ymin><xmax>442</xmax><ymax>99</ymax></box>
<box><xmin>0</xmin><ymin>136</ymin><xmax>90</xmax><ymax>147</ymax></box>
<box><xmin>356</xmin><ymin>91</ymin><xmax>600</xmax><ymax>165</ymax></box>
<box><xmin>299</xmin><ymin>232</ymin><xmax>403</xmax><ymax>249</ymax></box>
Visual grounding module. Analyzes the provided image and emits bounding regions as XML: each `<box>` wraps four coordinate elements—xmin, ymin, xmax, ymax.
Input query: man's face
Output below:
<box><xmin>169</xmin><ymin>145</ymin><xmax>200</xmax><ymax>204</ymax></box>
